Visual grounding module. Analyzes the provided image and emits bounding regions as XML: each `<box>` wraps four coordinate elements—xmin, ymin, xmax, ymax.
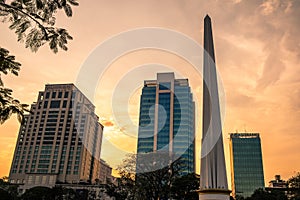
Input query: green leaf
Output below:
<box><xmin>49</xmin><ymin>37</ymin><xmax>58</xmax><ymax>53</ymax></box>
<box><xmin>36</xmin><ymin>0</ymin><xmax>44</xmax><ymax>9</ymax></box>
<box><xmin>9</xmin><ymin>18</ymin><xmax>21</xmax><ymax>30</ymax></box>
<box><xmin>61</xmin><ymin>0</ymin><xmax>67</xmax><ymax>7</ymax></box>
<box><xmin>0</xmin><ymin>47</ymin><xmax>21</xmax><ymax>77</ymax></box>
<box><xmin>67</xmin><ymin>0</ymin><xmax>79</xmax><ymax>6</ymax></box>
<box><xmin>63</xmin><ymin>4</ymin><xmax>72</xmax><ymax>17</ymax></box>
<box><xmin>19</xmin><ymin>21</ymin><xmax>31</xmax><ymax>33</ymax></box>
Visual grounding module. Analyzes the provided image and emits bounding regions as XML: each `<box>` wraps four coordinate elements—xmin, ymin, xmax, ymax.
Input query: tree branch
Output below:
<box><xmin>0</xmin><ymin>2</ymin><xmax>49</xmax><ymax>40</ymax></box>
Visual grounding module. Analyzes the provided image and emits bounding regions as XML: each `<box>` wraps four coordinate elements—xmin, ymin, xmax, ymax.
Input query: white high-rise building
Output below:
<box><xmin>9</xmin><ymin>84</ymin><xmax>103</xmax><ymax>192</ymax></box>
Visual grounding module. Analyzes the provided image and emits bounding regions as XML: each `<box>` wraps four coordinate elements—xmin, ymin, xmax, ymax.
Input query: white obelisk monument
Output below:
<box><xmin>198</xmin><ymin>15</ymin><xmax>231</xmax><ymax>200</ymax></box>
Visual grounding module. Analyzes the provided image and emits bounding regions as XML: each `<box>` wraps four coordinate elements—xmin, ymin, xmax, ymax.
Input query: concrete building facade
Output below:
<box><xmin>9</xmin><ymin>84</ymin><xmax>104</xmax><ymax>191</ymax></box>
<box><xmin>99</xmin><ymin>159</ymin><xmax>112</xmax><ymax>184</ymax></box>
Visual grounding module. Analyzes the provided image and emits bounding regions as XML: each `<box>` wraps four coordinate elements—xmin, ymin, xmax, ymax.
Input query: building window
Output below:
<box><xmin>50</xmin><ymin>100</ymin><xmax>61</xmax><ymax>108</ymax></box>
<box><xmin>159</xmin><ymin>82</ymin><xmax>171</xmax><ymax>90</ymax></box>
<box><xmin>63</xmin><ymin>100</ymin><xmax>68</xmax><ymax>108</ymax></box>
<box><xmin>45</xmin><ymin>92</ymin><xmax>50</xmax><ymax>99</ymax></box>
<box><xmin>64</xmin><ymin>92</ymin><xmax>69</xmax><ymax>98</ymax></box>
<box><xmin>43</xmin><ymin>101</ymin><xmax>48</xmax><ymax>108</ymax></box>
<box><xmin>52</xmin><ymin>92</ymin><xmax>56</xmax><ymax>98</ymax></box>
<box><xmin>58</xmin><ymin>92</ymin><xmax>62</xmax><ymax>98</ymax></box>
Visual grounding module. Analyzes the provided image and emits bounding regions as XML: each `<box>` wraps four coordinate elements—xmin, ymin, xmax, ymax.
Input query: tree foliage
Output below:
<box><xmin>0</xmin><ymin>176</ymin><xmax>19</xmax><ymax>200</ymax></box>
<box><xmin>170</xmin><ymin>173</ymin><xmax>199</xmax><ymax>200</ymax></box>
<box><xmin>20</xmin><ymin>186</ymin><xmax>79</xmax><ymax>200</ymax></box>
<box><xmin>0</xmin><ymin>188</ymin><xmax>13</xmax><ymax>200</ymax></box>
<box><xmin>0</xmin><ymin>0</ymin><xmax>78</xmax><ymax>53</ymax></box>
<box><xmin>49</xmin><ymin>186</ymin><xmax>79</xmax><ymax>200</ymax></box>
<box><xmin>288</xmin><ymin>172</ymin><xmax>300</xmax><ymax>200</ymax></box>
<box><xmin>288</xmin><ymin>172</ymin><xmax>300</xmax><ymax>188</ymax></box>
<box><xmin>106</xmin><ymin>153</ymin><xmax>137</xmax><ymax>200</ymax></box>
<box><xmin>135</xmin><ymin>152</ymin><xmax>185</xmax><ymax>200</ymax></box>
<box><xmin>241</xmin><ymin>172</ymin><xmax>300</xmax><ymax>200</ymax></box>
<box><xmin>0</xmin><ymin>47</ymin><xmax>29</xmax><ymax>124</ymax></box>
<box><xmin>21</xmin><ymin>186</ymin><xmax>52</xmax><ymax>200</ymax></box>
<box><xmin>244</xmin><ymin>188</ymin><xmax>287</xmax><ymax>200</ymax></box>
<box><xmin>0</xmin><ymin>0</ymin><xmax>78</xmax><ymax>124</ymax></box>
<box><xmin>106</xmin><ymin>152</ymin><xmax>198</xmax><ymax>200</ymax></box>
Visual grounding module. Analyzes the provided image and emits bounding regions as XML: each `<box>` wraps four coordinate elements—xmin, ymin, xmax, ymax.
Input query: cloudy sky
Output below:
<box><xmin>1</xmin><ymin>0</ymin><xmax>300</xmax><ymax>186</ymax></box>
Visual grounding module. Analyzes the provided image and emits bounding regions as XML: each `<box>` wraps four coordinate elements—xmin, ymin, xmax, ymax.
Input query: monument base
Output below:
<box><xmin>198</xmin><ymin>189</ymin><xmax>231</xmax><ymax>200</ymax></box>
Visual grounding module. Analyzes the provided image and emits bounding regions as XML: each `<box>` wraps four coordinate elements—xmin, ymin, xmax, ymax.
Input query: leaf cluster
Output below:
<box><xmin>0</xmin><ymin>0</ymin><xmax>79</xmax><ymax>53</ymax></box>
<box><xmin>244</xmin><ymin>188</ymin><xmax>287</xmax><ymax>200</ymax></box>
<box><xmin>0</xmin><ymin>47</ymin><xmax>20</xmax><ymax>85</ymax></box>
<box><xmin>0</xmin><ymin>47</ymin><xmax>29</xmax><ymax>124</ymax></box>
<box><xmin>287</xmin><ymin>172</ymin><xmax>300</xmax><ymax>200</ymax></box>
<box><xmin>288</xmin><ymin>172</ymin><xmax>300</xmax><ymax>189</ymax></box>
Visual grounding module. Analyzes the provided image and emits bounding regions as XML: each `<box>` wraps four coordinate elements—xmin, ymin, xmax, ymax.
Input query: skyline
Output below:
<box><xmin>1</xmin><ymin>0</ymin><xmax>300</xmax><ymax>187</ymax></box>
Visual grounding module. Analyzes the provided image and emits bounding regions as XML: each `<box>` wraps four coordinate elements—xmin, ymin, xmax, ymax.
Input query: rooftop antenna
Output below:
<box><xmin>243</xmin><ymin>124</ymin><xmax>247</xmax><ymax>133</ymax></box>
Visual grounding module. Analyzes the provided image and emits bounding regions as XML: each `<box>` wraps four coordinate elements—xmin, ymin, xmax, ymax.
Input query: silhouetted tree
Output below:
<box><xmin>0</xmin><ymin>48</ymin><xmax>29</xmax><ymax>124</ymax></box>
<box><xmin>50</xmin><ymin>186</ymin><xmax>78</xmax><ymax>200</ymax></box>
<box><xmin>105</xmin><ymin>154</ymin><xmax>136</xmax><ymax>200</ymax></box>
<box><xmin>246</xmin><ymin>188</ymin><xmax>275</xmax><ymax>200</ymax></box>
<box><xmin>0</xmin><ymin>0</ymin><xmax>78</xmax><ymax>124</ymax></box>
<box><xmin>135</xmin><ymin>152</ymin><xmax>185</xmax><ymax>200</ymax></box>
<box><xmin>0</xmin><ymin>176</ymin><xmax>19</xmax><ymax>199</ymax></box>
<box><xmin>0</xmin><ymin>188</ymin><xmax>13</xmax><ymax>200</ymax></box>
<box><xmin>106</xmin><ymin>152</ymin><xmax>194</xmax><ymax>200</ymax></box>
<box><xmin>170</xmin><ymin>173</ymin><xmax>199</xmax><ymax>200</ymax></box>
<box><xmin>288</xmin><ymin>172</ymin><xmax>300</xmax><ymax>200</ymax></box>
<box><xmin>21</xmin><ymin>186</ymin><xmax>52</xmax><ymax>200</ymax></box>
<box><xmin>20</xmin><ymin>186</ymin><xmax>80</xmax><ymax>200</ymax></box>
<box><xmin>245</xmin><ymin>188</ymin><xmax>287</xmax><ymax>200</ymax></box>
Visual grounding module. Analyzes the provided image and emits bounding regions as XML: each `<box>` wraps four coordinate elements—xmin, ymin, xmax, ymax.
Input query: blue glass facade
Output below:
<box><xmin>137</xmin><ymin>86</ymin><xmax>156</xmax><ymax>153</ymax></box>
<box><xmin>230</xmin><ymin>133</ymin><xmax>265</xmax><ymax>198</ymax></box>
<box><xmin>137</xmin><ymin>73</ymin><xmax>195</xmax><ymax>174</ymax></box>
<box><xmin>173</xmin><ymin>84</ymin><xmax>195</xmax><ymax>174</ymax></box>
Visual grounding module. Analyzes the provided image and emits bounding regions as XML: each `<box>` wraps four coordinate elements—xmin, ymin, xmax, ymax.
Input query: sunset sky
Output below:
<box><xmin>1</xmin><ymin>0</ymin><xmax>300</xmax><ymax>187</ymax></box>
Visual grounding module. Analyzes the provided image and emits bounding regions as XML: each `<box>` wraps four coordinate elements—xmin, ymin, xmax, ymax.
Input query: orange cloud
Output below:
<box><xmin>102</xmin><ymin>120</ymin><xmax>114</xmax><ymax>127</ymax></box>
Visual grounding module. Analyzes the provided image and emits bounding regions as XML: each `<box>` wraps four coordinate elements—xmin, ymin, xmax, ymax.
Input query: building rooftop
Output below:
<box><xmin>230</xmin><ymin>133</ymin><xmax>260</xmax><ymax>138</ymax></box>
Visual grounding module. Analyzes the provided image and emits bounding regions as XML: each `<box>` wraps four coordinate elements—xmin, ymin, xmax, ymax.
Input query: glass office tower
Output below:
<box><xmin>137</xmin><ymin>72</ymin><xmax>195</xmax><ymax>174</ymax></box>
<box><xmin>230</xmin><ymin>133</ymin><xmax>265</xmax><ymax>198</ymax></box>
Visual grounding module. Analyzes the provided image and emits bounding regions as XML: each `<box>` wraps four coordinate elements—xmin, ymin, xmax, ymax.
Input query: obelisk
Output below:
<box><xmin>198</xmin><ymin>15</ymin><xmax>230</xmax><ymax>200</ymax></box>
